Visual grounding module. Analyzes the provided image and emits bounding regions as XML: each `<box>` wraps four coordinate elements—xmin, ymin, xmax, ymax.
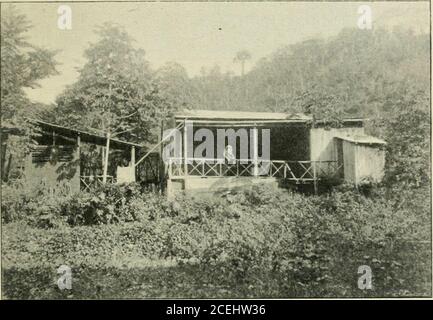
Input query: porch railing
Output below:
<box><xmin>166</xmin><ymin>158</ymin><xmax>343</xmax><ymax>183</ymax></box>
<box><xmin>80</xmin><ymin>175</ymin><xmax>115</xmax><ymax>191</ymax></box>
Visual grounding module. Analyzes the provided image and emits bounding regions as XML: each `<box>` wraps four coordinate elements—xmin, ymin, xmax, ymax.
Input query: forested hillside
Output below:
<box><xmin>172</xmin><ymin>28</ymin><xmax>429</xmax><ymax>120</ymax></box>
<box><xmin>47</xmin><ymin>26</ymin><xmax>430</xmax><ymax>149</ymax></box>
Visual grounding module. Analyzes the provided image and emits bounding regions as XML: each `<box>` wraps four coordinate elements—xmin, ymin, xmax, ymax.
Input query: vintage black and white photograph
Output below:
<box><xmin>0</xmin><ymin>1</ymin><xmax>431</xmax><ymax>300</ymax></box>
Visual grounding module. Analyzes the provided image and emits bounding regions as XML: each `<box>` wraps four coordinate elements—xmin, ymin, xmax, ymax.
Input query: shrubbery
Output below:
<box><xmin>1</xmin><ymin>180</ymin><xmax>72</xmax><ymax>228</ymax></box>
<box><xmin>2</xmin><ymin>182</ymin><xmax>431</xmax><ymax>298</ymax></box>
<box><xmin>1</xmin><ymin>182</ymin><xmax>169</xmax><ymax>227</ymax></box>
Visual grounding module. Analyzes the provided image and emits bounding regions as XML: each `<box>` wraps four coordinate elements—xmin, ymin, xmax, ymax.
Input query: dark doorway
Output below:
<box><xmin>269</xmin><ymin>125</ymin><xmax>310</xmax><ymax>161</ymax></box>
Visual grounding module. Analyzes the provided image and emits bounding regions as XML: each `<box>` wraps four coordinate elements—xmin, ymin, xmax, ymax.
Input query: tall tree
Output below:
<box><xmin>55</xmin><ymin>23</ymin><xmax>171</xmax><ymax>144</ymax></box>
<box><xmin>155</xmin><ymin>62</ymin><xmax>193</xmax><ymax>111</ymax></box>
<box><xmin>233</xmin><ymin>50</ymin><xmax>252</xmax><ymax>77</ymax></box>
<box><xmin>1</xmin><ymin>4</ymin><xmax>58</xmax><ymax>127</ymax></box>
<box><xmin>189</xmin><ymin>66</ymin><xmax>244</xmax><ymax>111</ymax></box>
<box><xmin>371</xmin><ymin>84</ymin><xmax>430</xmax><ymax>189</ymax></box>
<box><xmin>1</xmin><ymin>5</ymin><xmax>58</xmax><ymax>180</ymax></box>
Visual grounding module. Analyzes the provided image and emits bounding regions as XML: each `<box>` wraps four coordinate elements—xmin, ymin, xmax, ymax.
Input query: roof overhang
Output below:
<box><xmin>174</xmin><ymin>109</ymin><xmax>364</xmax><ymax>127</ymax></box>
<box><xmin>2</xmin><ymin>120</ymin><xmax>150</xmax><ymax>151</ymax></box>
<box><xmin>335</xmin><ymin>134</ymin><xmax>386</xmax><ymax>145</ymax></box>
<box><xmin>32</xmin><ymin>120</ymin><xmax>146</xmax><ymax>150</ymax></box>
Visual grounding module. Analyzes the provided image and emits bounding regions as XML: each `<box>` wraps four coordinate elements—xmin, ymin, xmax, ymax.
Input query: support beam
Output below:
<box><xmin>77</xmin><ymin>134</ymin><xmax>81</xmax><ymax>160</ymax></box>
<box><xmin>101</xmin><ymin>146</ymin><xmax>105</xmax><ymax>171</ymax></box>
<box><xmin>159</xmin><ymin>120</ymin><xmax>165</xmax><ymax>183</ymax></box>
<box><xmin>313</xmin><ymin>161</ymin><xmax>318</xmax><ymax>195</ymax></box>
<box><xmin>134</xmin><ymin>120</ymin><xmax>185</xmax><ymax>168</ymax></box>
<box><xmin>102</xmin><ymin>133</ymin><xmax>110</xmax><ymax>183</ymax></box>
<box><xmin>4</xmin><ymin>154</ymin><xmax>12</xmax><ymax>182</ymax></box>
<box><xmin>1</xmin><ymin>133</ymin><xmax>8</xmax><ymax>181</ymax></box>
<box><xmin>77</xmin><ymin>134</ymin><xmax>81</xmax><ymax>185</ymax></box>
<box><xmin>130</xmin><ymin>146</ymin><xmax>135</xmax><ymax>167</ymax></box>
<box><xmin>183</xmin><ymin>119</ymin><xmax>188</xmax><ymax>176</ymax></box>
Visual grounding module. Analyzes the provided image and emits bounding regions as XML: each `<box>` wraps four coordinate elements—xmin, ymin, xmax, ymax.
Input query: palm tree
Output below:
<box><xmin>233</xmin><ymin>50</ymin><xmax>251</xmax><ymax>77</ymax></box>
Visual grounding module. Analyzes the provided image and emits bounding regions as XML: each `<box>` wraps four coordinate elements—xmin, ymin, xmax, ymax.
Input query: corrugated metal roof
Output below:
<box><xmin>335</xmin><ymin>134</ymin><xmax>386</xmax><ymax>145</ymax></box>
<box><xmin>174</xmin><ymin>109</ymin><xmax>312</xmax><ymax>121</ymax></box>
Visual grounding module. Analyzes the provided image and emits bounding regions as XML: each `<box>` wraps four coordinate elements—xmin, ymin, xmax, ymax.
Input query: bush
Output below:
<box><xmin>61</xmin><ymin>183</ymin><xmax>164</xmax><ymax>225</ymax></box>
<box><xmin>2</xmin><ymin>183</ymin><xmax>431</xmax><ymax>298</ymax></box>
<box><xmin>1</xmin><ymin>180</ymin><xmax>71</xmax><ymax>228</ymax></box>
<box><xmin>1</xmin><ymin>181</ymin><xmax>171</xmax><ymax>227</ymax></box>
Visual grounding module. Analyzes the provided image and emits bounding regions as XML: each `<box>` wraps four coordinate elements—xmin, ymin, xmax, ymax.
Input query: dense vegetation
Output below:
<box><xmin>2</xmin><ymin>183</ymin><xmax>431</xmax><ymax>298</ymax></box>
<box><xmin>1</xmin><ymin>5</ymin><xmax>58</xmax><ymax>175</ymax></box>
<box><xmin>1</xmin><ymin>5</ymin><xmax>431</xmax><ymax>298</ymax></box>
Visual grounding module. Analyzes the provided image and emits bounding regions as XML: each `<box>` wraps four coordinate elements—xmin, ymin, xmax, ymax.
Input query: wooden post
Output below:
<box><xmin>1</xmin><ymin>132</ymin><xmax>8</xmax><ymax>181</ymax></box>
<box><xmin>4</xmin><ymin>154</ymin><xmax>12</xmax><ymax>182</ymax></box>
<box><xmin>159</xmin><ymin>120</ymin><xmax>164</xmax><ymax>184</ymax></box>
<box><xmin>130</xmin><ymin>145</ymin><xmax>136</xmax><ymax>182</ymax></box>
<box><xmin>77</xmin><ymin>134</ymin><xmax>81</xmax><ymax>188</ymax></box>
<box><xmin>183</xmin><ymin>120</ymin><xmax>187</xmax><ymax>177</ymax></box>
<box><xmin>252</xmin><ymin>126</ymin><xmax>258</xmax><ymax>177</ymax></box>
<box><xmin>77</xmin><ymin>134</ymin><xmax>81</xmax><ymax>164</ymax></box>
<box><xmin>102</xmin><ymin>133</ymin><xmax>110</xmax><ymax>183</ymax></box>
<box><xmin>101</xmin><ymin>146</ymin><xmax>105</xmax><ymax>173</ymax></box>
<box><xmin>313</xmin><ymin>161</ymin><xmax>318</xmax><ymax>195</ymax></box>
<box><xmin>236</xmin><ymin>160</ymin><xmax>239</xmax><ymax>176</ymax></box>
<box><xmin>130</xmin><ymin>146</ymin><xmax>135</xmax><ymax>167</ymax></box>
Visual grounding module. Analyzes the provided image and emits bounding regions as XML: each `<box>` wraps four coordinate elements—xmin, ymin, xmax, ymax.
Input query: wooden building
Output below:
<box><xmin>163</xmin><ymin>109</ymin><xmax>386</xmax><ymax>195</ymax></box>
<box><xmin>2</xmin><ymin>111</ymin><xmax>386</xmax><ymax>195</ymax></box>
<box><xmin>334</xmin><ymin>135</ymin><xmax>386</xmax><ymax>184</ymax></box>
<box><xmin>1</xmin><ymin>120</ymin><xmax>155</xmax><ymax>192</ymax></box>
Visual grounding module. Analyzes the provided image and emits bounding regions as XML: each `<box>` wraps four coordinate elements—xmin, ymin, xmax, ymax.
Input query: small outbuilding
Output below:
<box><xmin>334</xmin><ymin>134</ymin><xmax>386</xmax><ymax>185</ymax></box>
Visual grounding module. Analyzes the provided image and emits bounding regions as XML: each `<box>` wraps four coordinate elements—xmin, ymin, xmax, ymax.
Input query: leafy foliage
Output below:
<box><xmin>1</xmin><ymin>5</ymin><xmax>58</xmax><ymax>123</ymax></box>
<box><xmin>371</xmin><ymin>88</ymin><xmax>430</xmax><ymax>188</ymax></box>
<box><xmin>1</xmin><ymin>5</ymin><xmax>58</xmax><ymax>180</ymax></box>
<box><xmin>2</xmin><ymin>184</ymin><xmax>431</xmax><ymax>298</ymax></box>
<box><xmin>53</xmin><ymin>23</ymin><xmax>171</xmax><ymax>145</ymax></box>
<box><xmin>177</xmin><ymin>28</ymin><xmax>429</xmax><ymax>122</ymax></box>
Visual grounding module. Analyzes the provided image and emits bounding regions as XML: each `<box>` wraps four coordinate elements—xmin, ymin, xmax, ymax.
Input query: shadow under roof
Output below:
<box><xmin>174</xmin><ymin>109</ymin><xmax>312</xmax><ymax>122</ymax></box>
<box><xmin>174</xmin><ymin>109</ymin><xmax>364</xmax><ymax>126</ymax></box>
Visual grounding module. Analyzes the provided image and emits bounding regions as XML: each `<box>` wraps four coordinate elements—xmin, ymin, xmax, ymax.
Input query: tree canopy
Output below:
<box><xmin>1</xmin><ymin>5</ymin><xmax>58</xmax><ymax>126</ymax></box>
<box><xmin>183</xmin><ymin>28</ymin><xmax>429</xmax><ymax>119</ymax></box>
<box><xmin>54</xmin><ymin>23</ymin><xmax>171</xmax><ymax>144</ymax></box>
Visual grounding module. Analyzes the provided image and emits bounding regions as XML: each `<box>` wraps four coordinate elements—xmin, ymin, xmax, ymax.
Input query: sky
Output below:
<box><xmin>6</xmin><ymin>1</ymin><xmax>430</xmax><ymax>104</ymax></box>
